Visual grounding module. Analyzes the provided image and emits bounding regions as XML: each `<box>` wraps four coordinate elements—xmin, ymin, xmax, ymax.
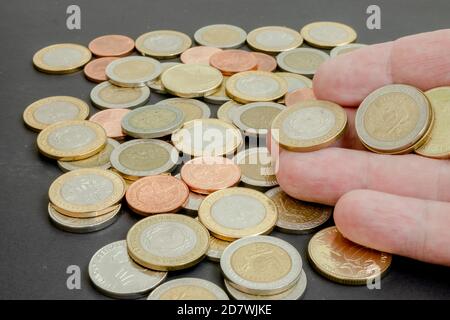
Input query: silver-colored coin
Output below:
<box><xmin>121</xmin><ymin>104</ymin><xmax>184</xmax><ymax>139</ymax></box>
<box><xmin>175</xmin><ymin>174</ymin><xmax>205</xmax><ymax>215</ymax></box>
<box><xmin>147</xmin><ymin>278</ymin><xmax>229</xmax><ymax>300</ymax></box>
<box><xmin>217</xmin><ymin>100</ymin><xmax>241</xmax><ymax>124</ymax></box>
<box><xmin>206</xmin><ymin>235</ymin><xmax>231</xmax><ymax>262</ymax></box>
<box><xmin>233</xmin><ymin>147</ymin><xmax>278</xmax><ymax>188</ymax></box>
<box><xmin>232</xmin><ymin>102</ymin><xmax>285</xmax><ymax>136</ymax></box>
<box><xmin>275</xmin><ymin>72</ymin><xmax>313</xmax><ymax>92</ymax></box>
<box><xmin>135</xmin><ymin>30</ymin><xmax>192</xmax><ymax>59</ymax></box>
<box><xmin>146</xmin><ymin>62</ymin><xmax>181</xmax><ymax>93</ymax></box>
<box><xmin>194</xmin><ymin>24</ymin><xmax>247</xmax><ymax>49</ymax></box>
<box><xmin>277</xmin><ymin>48</ymin><xmax>329</xmax><ymax>76</ymax></box>
<box><xmin>156</xmin><ymin>98</ymin><xmax>211</xmax><ymax>123</ymax></box>
<box><xmin>106</xmin><ymin>56</ymin><xmax>162</xmax><ymax>88</ymax></box>
<box><xmin>89</xmin><ymin>240</ymin><xmax>167</xmax><ymax>299</ymax></box>
<box><xmin>220</xmin><ymin>235</ymin><xmax>302</xmax><ymax>295</ymax></box>
<box><xmin>330</xmin><ymin>43</ymin><xmax>367</xmax><ymax>58</ymax></box>
<box><xmin>90</xmin><ymin>81</ymin><xmax>150</xmax><ymax>110</ymax></box>
<box><xmin>247</xmin><ymin>26</ymin><xmax>303</xmax><ymax>53</ymax></box>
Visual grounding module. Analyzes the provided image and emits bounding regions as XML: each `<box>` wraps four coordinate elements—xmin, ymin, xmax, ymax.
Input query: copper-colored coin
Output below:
<box><xmin>252</xmin><ymin>52</ymin><xmax>277</xmax><ymax>72</ymax></box>
<box><xmin>126</xmin><ymin>175</ymin><xmax>189</xmax><ymax>215</ymax></box>
<box><xmin>88</xmin><ymin>34</ymin><xmax>135</xmax><ymax>57</ymax></box>
<box><xmin>84</xmin><ymin>57</ymin><xmax>118</xmax><ymax>83</ymax></box>
<box><xmin>209</xmin><ymin>49</ymin><xmax>257</xmax><ymax>75</ymax></box>
<box><xmin>180</xmin><ymin>157</ymin><xmax>241</xmax><ymax>194</ymax></box>
<box><xmin>89</xmin><ymin>108</ymin><xmax>130</xmax><ymax>139</ymax></box>
<box><xmin>285</xmin><ymin>88</ymin><xmax>316</xmax><ymax>106</ymax></box>
<box><xmin>180</xmin><ymin>46</ymin><xmax>223</xmax><ymax>65</ymax></box>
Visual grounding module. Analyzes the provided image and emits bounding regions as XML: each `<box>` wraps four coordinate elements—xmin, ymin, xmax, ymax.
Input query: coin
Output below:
<box><xmin>171</xmin><ymin>119</ymin><xmax>243</xmax><ymax>157</ymax></box>
<box><xmin>206</xmin><ymin>235</ymin><xmax>231</xmax><ymax>262</ymax></box>
<box><xmin>271</xmin><ymin>100</ymin><xmax>347</xmax><ymax>152</ymax></box>
<box><xmin>125</xmin><ymin>175</ymin><xmax>189</xmax><ymax>215</ymax></box>
<box><xmin>148</xmin><ymin>277</ymin><xmax>229</xmax><ymax>300</ymax></box>
<box><xmin>48</xmin><ymin>203</ymin><xmax>121</xmax><ymax>233</ymax></box>
<box><xmin>175</xmin><ymin>174</ymin><xmax>206</xmax><ymax>214</ymax></box>
<box><xmin>275</xmin><ymin>72</ymin><xmax>313</xmax><ymax>93</ymax></box>
<box><xmin>90</xmin><ymin>81</ymin><xmax>150</xmax><ymax>110</ymax></box>
<box><xmin>83</xmin><ymin>57</ymin><xmax>118</xmax><ymax>83</ymax></box>
<box><xmin>252</xmin><ymin>52</ymin><xmax>277</xmax><ymax>72</ymax></box>
<box><xmin>180</xmin><ymin>46</ymin><xmax>223</xmax><ymax>65</ymax></box>
<box><xmin>203</xmin><ymin>76</ymin><xmax>231</xmax><ymax>105</ymax></box>
<box><xmin>180</xmin><ymin>157</ymin><xmax>241</xmax><ymax>194</ymax></box>
<box><xmin>146</xmin><ymin>62</ymin><xmax>181</xmax><ymax>93</ymax></box>
<box><xmin>121</xmin><ymin>104</ymin><xmax>184</xmax><ymax>139</ymax></box>
<box><xmin>89</xmin><ymin>240</ymin><xmax>167</xmax><ymax>299</ymax></box>
<box><xmin>37</xmin><ymin>120</ymin><xmax>107</xmax><ymax>160</ymax></box>
<box><xmin>233</xmin><ymin>147</ymin><xmax>278</xmax><ymax>188</ymax></box>
<box><xmin>135</xmin><ymin>30</ymin><xmax>192</xmax><ymax>59</ymax></box>
<box><xmin>300</xmin><ymin>21</ymin><xmax>357</xmax><ymax>49</ymax></box>
<box><xmin>277</xmin><ymin>48</ymin><xmax>329</xmax><ymax>76</ymax></box>
<box><xmin>232</xmin><ymin>102</ymin><xmax>285</xmax><ymax>136</ymax></box>
<box><xmin>23</xmin><ymin>96</ymin><xmax>90</xmax><ymax>132</ymax></box>
<box><xmin>217</xmin><ymin>100</ymin><xmax>241</xmax><ymax>124</ymax></box>
<box><xmin>308</xmin><ymin>226</ymin><xmax>392</xmax><ymax>285</ymax></box>
<box><xmin>126</xmin><ymin>214</ymin><xmax>209</xmax><ymax>270</ymax></box>
<box><xmin>88</xmin><ymin>35</ymin><xmax>135</xmax><ymax>57</ymax></box>
<box><xmin>221</xmin><ymin>235</ymin><xmax>302</xmax><ymax>295</ymax></box>
<box><xmin>194</xmin><ymin>24</ymin><xmax>247</xmax><ymax>49</ymax></box>
<box><xmin>226</xmin><ymin>71</ymin><xmax>288</xmax><ymax>103</ymax></box>
<box><xmin>210</xmin><ymin>49</ymin><xmax>257</xmax><ymax>75</ymax></box>
<box><xmin>330</xmin><ymin>43</ymin><xmax>367</xmax><ymax>58</ymax></box>
<box><xmin>57</xmin><ymin>138</ymin><xmax>119</xmax><ymax>172</ymax></box>
<box><xmin>415</xmin><ymin>87</ymin><xmax>450</xmax><ymax>158</ymax></box>
<box><xmin>156</xmin><ymin>98</ymin><xmax>211</xmax><ymax>123</ymax></box>
<box><xmin>355</xmin><ymin>84</ymin><xmax>433</xmax><ymax>154</ymax></box>
<box><xmin>198</xmin><ymin>187</ymin><xmax>277</xmax><ymax>241</ymax></box>
<box><xmin>265</xmin><ymin>187</ymin><xmax>332</xmax><ymax>234</ymax></box>
<box><xmin>247</xmin><ymin>26</ymin><xmax>303</xmax><ymax>53</ymax></box>
<box><xmin>49</xmin><ymin>168</ymin><xmax>126</xmax><ymax>216</ymax></box>
<box><xmin>161</xmin><ymin>64</ymin><xmax>223</xmax><ymax>98</ymax></box>
<box><xmin>89</xmin><ymin>109</ymin><xmax>130</xmax><ymax>139</ymax></box>
<box><xmin>285</xmin><ymin>88</ymin><xmax>317</xmax><ymax>106</ymax></box>
<box><xmin>110</xmin><ymin>139</ymin><xmax>178</xmax><ymax>179</ymax></box>
<box><xmin>33</xmin><ymin>43</ymin><xmax>92</xmax><ymax>74</ymax></box>
<box><xmin>106</xmin><ymin>56</ymin><xmax>162</xmax><ymax>87</ymax></box>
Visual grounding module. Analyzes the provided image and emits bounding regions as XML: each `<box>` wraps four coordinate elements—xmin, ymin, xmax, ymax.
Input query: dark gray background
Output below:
<box><xmin>1</xmin><ymin>0</ymin><xmax>449</xmax><ymax>300</ymax></box>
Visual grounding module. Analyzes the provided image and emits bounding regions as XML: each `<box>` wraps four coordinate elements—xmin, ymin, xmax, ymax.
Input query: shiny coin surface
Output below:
<box><xmin>277</xmin><ymin>48</ymin><xmax>329</xmax><ymax>76</ymax></box>
<box><xmin>194</xmin><ymin>24</ymin><xmax>247</xmax><ymax>49</ymax></box>
<box><xmin>198</xmin><ymin>187</ymin><xmax>277</xmax><ymax>241</ymax></box>
<box><xmin>308</xmin><ymin>226</ymin><xmax>392</xmax><ymax>285</ymax></box>
<box><xmin>203</xmin><ymin>76</ymin><xmax>231</xmax><ymax>104</ymax></box>
<box><xmin>33</xmin><ymin>43</ymin><xmax>91</xmax><ymax>74</ymax></box>
<box><xmin>210</xmin><ymin>49</ymin><xmax>257</xmax><ymax>75</ymax></box>
<box><xmin>90</xmin><ymin>81</ymin><xmax>150</xmax><ymax>110</ymax></box>
<box><xmin>37</xmin><ymin>120</ymin><xmax>107</xmax><ymax>160</ymax></box>
<box><xmin>161</xmin><ymin>63</ymin><xmax>223</xmax><ymax>98</ymax></box>
<box><xmin>221</xmin><ymin>235</ymin><xmax>302</xmax><ymax>295</ymax></box>
<box><xmin>127</xmin><ymin>214</ymin><xmax>209</xmax><ymax>270</ymax></box>
<box><xmin>206</xmin><ymin>235</ymin><xmax>231</xmax><ymax>262</ymax></box>
<box><xmin>135</xmin><ymin>30</ymin><xmax>192</xmax><ymax>58</ymax></box>
<box><xmin>330</xmin><ymin>43</ymin><xmax>367</xmax><ymax>58</ymax></box>
<box><xmin>148</xmin><ymin>277</ymin><xmax>229</xmax><ymax>300</ymax></box>
<box><xmin>217</xmin><ymin>100</ymin><xmax>241</xmax><ymax>123</ymax></box>
<box><xmin>110</xmin><ymin>139</ymin><xmax>178</xmax><ymax>178</ymax></box>
<box><xmin>121</xmin><ymin>104</ymin><xmax>184</xmax><ymax>139</ymax></box>
<box><xmin>300</xmin><ymin>21</ymin><xmax>357</xmax><ymax>49</ymax></box>
<box><xmin>180</xmin><ymin>46</ymin><xmax>223</xmax><ymax>65</ymax></box>
<box><xmin>271</xmin><ymin>100</ymin><xmax>347</xmax><ymax>152</ymax></box>
<box><xmin>88</xmin><ymin>35</ymin><xmax>135</xmax><ymax>57</ymax></box>
<box><xmin>171</xmin><ymin>119</ymin><xmax>243</xmax><ymax>157</ymax></box>
<box><xmin>175</xmin><ymin>174</ymin><xmax>206</xmax><ymax>214</ymax></box>
<box><xmin>252</xmin><ymin>52</ymin><xmax>277</xmax><ymax>72</ymax></box>
<box><xmin>285</xmin><ymin>88</ymin><xmax>316</xmax><ymax>106</ymax></box>
<box><xmin>232</xmin><ymin>102</ymin><xmax>285</xmax><ymax>136</ymax></box>
<box><xmin>106</xmin><ymin>56</ymin><xmax>162</xmax><ymax>87</ymax></box>
<box><xmin>226</xmin><ymin>71</ymin><xmax>288</xmax><ymax>103</ymax></box>
<box><xmin>83</xmin><ymin>57</ymin><xmax>118</xmax><ymax>83</ymax></box>
<box><xmin>23</xmin><ymin>96</ymin><xmax>89</xmax><ymax>132</ymax></box>
<box><xmin>234</xmin><ymin>147</ymin><xmax>277</xmax><ymax>188</ymax></box>
<box><xmin>157</xmin><ymin>98</ymin><xmax>211</xmax><ymax>123</ymax></box>
<box><xmin>265</xmin><ymin>187</ymin><xmax>332</xmax><ymax>233</ymax></box>
<box><xmin>247</xmin><ymin>26</ymin><xmax>303</xmax><ymax>53</ymax></box>
<box><xmin>146</xmin><ymin>62</ymin><xmax>181</xmax><ymax>93</ymax></box>
<box><xmin>356</xmin><ymin>84</ymin><xmax>432</xmax><ymax>154</ymax></box>
<box><xmin>89</xmin><ymin>109</ymin><xmax>130</xmax><ymax>139</ymax></box>
<box><xmin>275</xmin><ymin>72</ymin><xmax>313</xmax><ymax>93</ymax></box>
<box><xmin>89</xmin><ymin>240</ymin><xmax>167</xmax><ymax>299</ymax></box>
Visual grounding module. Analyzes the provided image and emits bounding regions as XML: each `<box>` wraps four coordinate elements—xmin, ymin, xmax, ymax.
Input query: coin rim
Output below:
<box><xmin>156</xmin><ymin>98</ymin><xmax>211</xmax><ymax>123</ymax></box>
<box><xmin>232</xmin><ymin>101</ymin><xmax>285</xmax><ymax>136</ymax></box>
<box><xmin>246</xmin><ymin>26</ymin><xmax>303</xmax><ymax>53</ymax></box>
<box><xmin>33</xmin><ymin>43</ymin><xmax>92</xmax><ymax>74</ymax></box>
<box><xmin>276</xmin><ymin>48</ymin><xmax>330</xmax><ymax>75</ymax></box>
<box><xmin>105</xmin><ymin>56</ymin><xmax>162</xmax><ymax>87</ymax></box>
<box><xmin>194</xmin><ymin>24</ymin><xmax>247</xmax><ymax>49</ymax></box>
<box><xmin>300</xmin><ymin>21</ymin><xmax>357</xmax><ymax>49</ymax></box>
<box><xmin>135</xmin><ymin>30</ymin><xmax>192</xmax><ymax>58</ymax></box>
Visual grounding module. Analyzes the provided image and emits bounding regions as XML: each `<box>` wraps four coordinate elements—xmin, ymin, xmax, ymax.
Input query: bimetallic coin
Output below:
<box><xmin>265</xmin><ymin>187</ymin><xmax>332</xmax><ymax>234</ymax></box>
<box><xmin>175</xmin><ymin>174</ymin><xmax>206</xmax><ymax>214</ymax></box>
<box><xmin>37</xmin><ymin>120</ymin><xmax>107</xmax><ymax>160</ymax></box>
<box><xmin>217</xmin><ymin>100</ymin><xmax>241</xmax><ymax>124</ymax></box>
<box><xmin>89</xmin><ymin>240</ymin><xmax>167</xmax><ymax>299</ymax></box>
<box><xmin>90</xmin><ymin>81</ymin><xmax>150</xmax><ymax>110</ymax></box>
<box><xmin>275</xmin><ymin>72</ymin><xmax>313</xmax><ymax>93</ymax></box>
<box><xmin>146</xmin><ymin>62</ymin><xmax>181</xmax><ymax>93</ymax></box>
<box><xmin>88</xmin><ymin>35</ymin><xmax>135</xmax><ymax>57</ymax></box>
<box><xmin>210</xmin><ymin>49</ymin><xmax>257</xmax><ymax>75</ymax></box>
<box><xmin>308</xmin><ymin>226</ymin><xmax>392</xmax><ymax>285</ymax></box>
<box><xmin>23</xmin><ymin>96</ymin><xmax>89</xmax><ymax>132</ymax></box>
<box><xmin>271</xmin><ymin>100</ymin><xmax>347</xmax><ymax>152</ymax></box>
<box><xmin>203</xmin><ymin>76</ymin><xmax>231</xmax><ymax>105</ymax></box>
<box><xmin>194</xmin><ymin>24</ymin><xmax>247</xmax><ymax>49</ymax></box>
<box><xmin>106</xmin><ymin>56</ymin><xmax>162</xmax><ymax>88</ymax></box>
<box><xmin>33</xmin><ymin>43</ymin><xmax>91</xmax><ymax>74</ymax></box>
<box><xmin>126</xmin><ymin>214</ymin><xmax>209</xmax><ymax>271</ymax></box>
<box><xmin>135</xmin><ymin>30</ymin><xmax>192</xmax><ymax>59</ymax></box>
<box><xmin>252</xmin><ymin>52</ymin><xmax>277</xmax><ymax>72</ymax></box>
<box><xmin>89</xmin><ymin>109</ymin><xmax>130</xmax><ymax>139</ymax></box>
<box><xmin>221</xmin><ymin>235</ymin><xmax>302</xmax><ymax>295</ymax></box>
<box><xmin>247</xmin><ymin>26</ymin><xmax>303</xmax><ymax>54</ymax></box>
<box><xmin>277</xmin><ymin>48</ymin><xmax>329</xmax><ymax>77</ymax></box>
<box><xmin>285</xmin><ymin>88</ymin><xmax>316</xmax><ymax>106</ymax></box>
<box><xmin>198</xmin><ymin>187</ymin><xmax>277</xmax><ymax>241</ymax></box>
<box><xmin>233</xmin><ymin>147</ymin><xmax>278</xmax><ymax>188</ymax></box>
<box><xmin>148</xmin><ymin>277</ymin><xmax>229</xmax><ymax>300</ymax></box>
<box><xmin>180</xmin><ymin>46</ymin><xmax>223</xmax><ymax>65</ymax></box>
<box><xmin>232</xmin><ymin>102</ymin><xmax>285</xmax><ymax>136</ymax></box>
<box><xmin>356</xmin><ymin>84</ymin><xmax>433</xmax><ymax>154</ymax></box>
<box><xmin>300</xmin><ymin>21</ymin><xmax>357</xmax><ymax>49</ymax></box>
<box><xmin>226</xmin><ymin>71</ymin><xmax>288</xmax><ymax>104</ymax></box>
<box><xmin>330</xmin><ymin>43</ymin><xmax>367</xmax><ymax>58</ymax></box>
<box><xmin>206</xmin><ymin>235</ymin><xmax>231</xmax><ymax>262</ymax></box>
<box><xmin>84</xmin><ymin>57</ymin><xmax>118</xmax><ymax>83</ymax></box>
<box><xmin>156</xmin><ymin>98</ymin><xmax>211</xmax><ymax>123</ymax></box>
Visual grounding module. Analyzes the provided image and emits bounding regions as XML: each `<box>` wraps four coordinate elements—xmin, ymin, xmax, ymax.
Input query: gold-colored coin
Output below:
<box><xmin>300</xmin><ymin>21</ymin><xmax>357</xmax><ymax>49</ymax></box>
<box><xmin>233</xmin><ymin>147</ymin><xmax>278</xmax><ymax>188</ymax></box>
<box><xmin>204</xmin><ymin>76</ymin><xmax>231</xmax><ymax>104</ymax></box>
<box><xmin>232</xmin><ymin>102</ymin><xmax>285</xmax><ymax>136</ymax></box>
<box><xmin>146</xmin><ymin>62</ymin><xmax>181</xmax><ymax>93</ymax></box>
<box><xmin>194</xmin><ymin>24</ymin><xmax>247</xmax><ymax>49</ymax></box>
<box><xmin>206</xmin><ymin>235</ymin><xmax>231</xmax><ymax>262</ymax></box>
<box><xmin>33</xmin><ymin>43</ymin><xmax>92</xmax><ymax>74</ymax></box>
<box><xmin>246</xmin><ymin>26</ymin><xmax>303</xmax><ymax>53</ymax></box>
<box><xmin>37</xmin><ymin>120</ymin><xmax>107</xmax><ymax>160</ymax></box>
<box><xmin>147</xmin><ymin>278</ymin><xmax>229</xmax><ymax>300</ymax></box>
<box><xmin>23</xmin><ymin>96</ymin><xmax>89</xmax><ymax>131</ymax></box>
<box><xmin>156</xmin><ymin>98</ymin><xmax>211</xmax><ymax>123</ymax></box>
<box><xmin>308</xmin><ymin>226</ymin><xmax>392</xmax><ymax>285</ymax></box>
<box><xmin>135</xmin><ymin>30</ymin><xmax>192</xmax><ymax>59</ymax></box>
<box><xmin>217</xmin><ymin>100</ymin><xmax>241</xmax><ymax>124</ymax></box>
<box><xmin>271</xmin><ymin>100</ymin><xmax>347</xmax><ymax>152</ymax></box>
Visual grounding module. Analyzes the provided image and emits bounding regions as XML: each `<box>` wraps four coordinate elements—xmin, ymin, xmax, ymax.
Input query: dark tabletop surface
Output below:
<box><xmin>1</xmin><ymin>0</ymin><xmax>449</xmax><ymax>300</ymax></box>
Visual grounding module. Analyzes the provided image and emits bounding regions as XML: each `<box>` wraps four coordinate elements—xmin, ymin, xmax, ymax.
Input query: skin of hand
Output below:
<box><xmin>268</xmin><ymin>29</ymin><xmax>450</xmax><ymax>267</ymax></box>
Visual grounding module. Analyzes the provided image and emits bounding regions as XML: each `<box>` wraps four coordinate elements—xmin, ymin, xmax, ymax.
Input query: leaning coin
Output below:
<box><xmin>88</xmin><ymin>34</ymin><xmax>135</xmax><ymax>57</ymax></box>
<box><xmin>232</xmin><ymin>102</ymin><xmax>285</xmax><ymax>136</ymax></box>
<box><xmin>89</xmin><ymin>109</ymin><xmax>130</xmax><ymax>139</ymax></box>
<box><xmin>330</xmin><ymin>43</ymin><xmax>367</xmax><ymax>58</ymax></box>
<box><xmin>203</xmin><ymin>76</ymin><xmax>231</xmax><ymax>105</ymax></box>
<box><xmin>300</xmin><ymin>21</ymin><xmax>357</xmax><ymax>49</ymax></box>
<box><xmin>277</xmin><ymin>48</ymin><xmax>329</xmax><ymax>77</ymax></box>
<box><xmin>90</xmin><ymin>81</ymin><xmax>150</xmax><ymax>110</ymax></box>
<box><xmin>84</xmin><ymin>57</ymin><xmax>118</xmax><ymax>83</ymax></box>
<box><xmin>106</xmin><ymin>56</ymin><xmax>162</xmax><ymax>87</ymax></box>
<box><xmin>89</xmin><ymin>240</ymin><xmax>167</xmax><ymax>299</ymax></box>
<box><xmin>175</xmin><ymin>174</ymin><xmax>206</xmax><ymax>215</ymax></box>
<box><xmin>194</xmin><ymin>24</ymin><xmax>247</xmax><ymax>49</ymax></box>
<box><xmin>156</xmin><ymin>98</ymin><xmax>211</xmax><ymax>123</ymax></box>
<box><xmin>33</xmin><ymin>43</ymin><xmax>92</xmax><ymax>74</ymax></box>
<box><xmin>233</xmin><ymin>147</ymin><xmax>278</xmax><ymax>188</ymax></box>
<box><xmin>148</xmin><ymin>277</ymin><xmax>229</xmax><ymax>300</ymax></box>
<box><xmin>206</xmin><ymin>235</ymin><xmax>231</xmax><ymax>262</ymax></box>
<box><xmin>246</xmin><ymin>26</ymin><xmax>303</xmax><ymax>53</ymax></box>
<box><xmin>146</xmin><ymin>62</ymin><xmax>181</xmax><ymax>93</ymax></box>
<box><xmin>217</xmin><ymin>100</ymin><xmax>241</xmax><ymax>124</ymax></box>
<box><xmin>135</xmin><ymin>30</ymin><xmax>192</xmax><ymax>59</ymax></box>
